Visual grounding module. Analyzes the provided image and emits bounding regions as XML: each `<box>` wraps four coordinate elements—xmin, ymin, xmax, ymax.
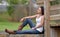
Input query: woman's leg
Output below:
<box><xmin>16</xmin><ymin>29</ymin><xmax>40</xmax><ymax>34</ymax></box>
<box><xmin>5</xmin><ymin>29</ymin><xmax>15</xmax><ymax>34</ymax></box>
<box><xmin>5</xmin><ymin>18</ymin><xmax>35</xmax><ymax>34</ymax></box>
<box><xmin>18</xmin><ymin>18</ymin><xmax>35</xmax><ymax>30</ymax></box>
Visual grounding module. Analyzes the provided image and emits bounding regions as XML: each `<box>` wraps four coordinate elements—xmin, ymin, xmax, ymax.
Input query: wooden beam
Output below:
<box><xmin>29</xmin><ymin>0</ymin><xmax>32</xmax><ymax>16</ymax></box>
<box><xmin>50</xmin><ymin>25</ymin><xmax>60</xmax><ymax>28</ymax></box>
<box><xmin>36</xmin><ymin>0</ymin><xmax>54</xmax><ymax>4</ymax></box>
<box><xmin>50</xmin><ymin>5</ymin><xmax>60</xmax><ymax>10</ymax></box>
<box><xmin>50</xmin><ymin>14</ymin><xmax>60</xmax><ymax>20</ymax></box>
<box><xmin>44</xmin><ymin>0</ymin><xmax>50</xmax><ymax>37</ymax></box>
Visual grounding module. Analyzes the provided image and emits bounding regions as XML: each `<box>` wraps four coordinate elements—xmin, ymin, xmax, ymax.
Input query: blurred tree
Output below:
<box><xmin>6</xmin><ymin>0</ymin><xmax>29</xmax><ymax>21</ymax></box>
<box><xmin>7</xmin><ymin>6</ymin><xmax>14</xmax><ymax>16</ymax></box>
<box><xmin>7</xmin><ymin>0</ymin><xmax>29</xmax><ymax>16</ymax></box>
<box><xmin>20</xmin><ymin>0</ymin><xmax>29</xmax><ymax>5</ymax></box>
<box><xmin>0</xmin><ymin>0</ymin><xmax>2</xmax><ymax>3</ymax></box>
<box><xmin>50</xmin><ymin>0</ymin><xmax>60</xmax><ymax>6</ymax></box>
<box><xmin>7</xmin><ymin>0</ymin><xmax>19</xmax><ymax>5</ymax></box>
<box><xmin>7</xmin><ymin>0</ymin><xmax>19</xmax><ymax>16</ymax></box>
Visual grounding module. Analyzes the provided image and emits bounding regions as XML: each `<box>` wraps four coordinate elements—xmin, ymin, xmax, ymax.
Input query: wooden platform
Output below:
<box><xmin>9</xmin><ymin>34</ymin><xmax>44</xmax><ymax>37</ymax></box>
<box><xmin>0</xmin><ymin>32</ymin><xmax>44</xmax><ymax>37</ymax></box>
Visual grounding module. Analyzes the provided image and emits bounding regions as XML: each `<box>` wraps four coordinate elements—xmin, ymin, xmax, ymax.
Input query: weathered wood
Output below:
<box><xmin>29</xmin><ymin>0</ymin><xmax>32</xmax><ymax>16</ymax></box>
<box><xmin>36</xmin><ymin>0</ymin><xmax>54</xmax><ymax>4</ymax></box>
<box><xmin>50</xmin><ymin>5</ymin><xmax>60</xmax><ymax>10</ymax></box>
<box><xmin>0</xmin><ymin>34</ymin><xmax>9</xmax><ymax>37</ymax></box>
<box><xmin>50</xmin><ymin>28</ymin><xmax>58</xmax><ymax>37</ymax></box>
<box><xmin>50</xmin><ymin>14</ymin><xmax>60</xmax><ymax>20</ymax></box>
<box><xmin>50</xmin><ymin>28</ymin><xmax>60</xmax><ymax>37</ymax></box>
<box><xmin>0</xmin><ymin>32</ymin><xmax>44</xmax><ymax>37</ymax></box>
<box><xmin>0</xmin><ymin>34</ymin><xmax>7</xmax><ymax>37</ymax></box>
<box><xmin>0</xmin><ymin>30</ymin><xmax>44</xmax><ymax>37</ymax></box>
<box><xmin>50</xmin><ymin>24</ymin><xmax>60</xmax><ymax>26</ymax></box>
<box><xmin>50</xmin><ymin>26</ymin><xmax>60</xmax><ymax>28</ymax></box>
<box><xmin>44</xmin><ymin>0</ymin><xmax>50</xmax><ymax>37</ymax></box>
<box><xmin>9</xmin><ymin>34</ymin><xmax>44</xmax><ymax>37</ymax></box>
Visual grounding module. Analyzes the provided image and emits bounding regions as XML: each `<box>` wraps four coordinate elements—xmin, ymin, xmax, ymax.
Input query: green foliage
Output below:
<box><xmin>7</xmin><ymin>6</ymin><xmax>14</xmax><ymax>16</ymax></box>
<box><xmin>7</xmin><ymin>0</ymin><xmax>19</xmax><ymax>16</ymax></box>
<box><xmin>20</xmin><ymin>0</ymin><xmax>29</xmax><ymax>5</ymax></box>
<box><xmin>0</xmin><ymin>0</ymin><xmax>2</xmax><ymax>3</ymax></box>
<box><xmin>7</xmin><ymin>0</ymin><xmax>29</xmax><ymax>16</ymax></box>
<box><xmin>7</xmin><ymin>0</ymin><xmax>19</xmax><ymax>5</ymax></box>
<box><xmin>50</xmin><ymin>0</ymin><xmax>60</xmax><ymax>6</ymax></box>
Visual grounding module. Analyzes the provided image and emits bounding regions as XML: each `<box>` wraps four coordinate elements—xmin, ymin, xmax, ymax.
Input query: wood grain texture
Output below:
<box><xmin>36</xmin><ymin>0</ymin><xmax>54</xmax><ymax>4</ymax></box>
<box><xmin>44</xmin><ymin>0</ymin><xmax>51</xmax><ymax>37</ymax></box>
<box><xmin>0</xmin><ymin>33</ymin><xmax>44</xmax><ymax>37</ymax></box>
<box><xmin>9</xmin><ymin>34</ymin><xmax>44</xmax><ymax>37</ymax></box>
<box><xmin>0</xmin><ymin>34</ymin><xmax>9</xmax><ymax>37</ymax></box>
<box><xmin>50</xmin><ymin>14</ymin><xmax>60</xmax><ymax>20</ymax></box>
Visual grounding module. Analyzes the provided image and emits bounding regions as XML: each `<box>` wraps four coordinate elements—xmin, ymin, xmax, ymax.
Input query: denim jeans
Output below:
<box><xmin>15</xmin><ymin>18</ymin><xmax>42</xmax><ymax>34</ymax></box>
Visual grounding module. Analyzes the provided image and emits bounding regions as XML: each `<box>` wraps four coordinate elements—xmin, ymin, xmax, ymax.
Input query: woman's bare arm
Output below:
<box><xmin>32</xmin><ymin>16</ymin><xmax>44</xmax><ymax>29</ymax></box>
<box><xmin>20</xmin><ymin>15</ymin><xmax>37</xmax><ymax>22</ymax></box>
<box><xmin>24</xmin><ymin>15</ymin><xmax>37</xmax><ymax>19</ymax></box>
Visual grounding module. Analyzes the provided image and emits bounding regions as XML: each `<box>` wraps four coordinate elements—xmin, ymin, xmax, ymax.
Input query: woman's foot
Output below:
<box><xmin>5</xmin><ymin>29</ymin><xmax>15</xmax><ymax>34</ymax></box>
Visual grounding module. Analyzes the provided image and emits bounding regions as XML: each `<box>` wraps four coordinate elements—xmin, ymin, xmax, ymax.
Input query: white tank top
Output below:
<box><xmin>36</xmin><ymin>16</ymin><xmax>43</xmax><ymax>32</ymax></box>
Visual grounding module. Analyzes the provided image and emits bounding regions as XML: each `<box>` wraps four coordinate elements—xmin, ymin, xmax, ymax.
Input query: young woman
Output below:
<box><xmin>5</xmin><ymin>6</ymin><xmax>44</xmax><ymax>34</ymax></box>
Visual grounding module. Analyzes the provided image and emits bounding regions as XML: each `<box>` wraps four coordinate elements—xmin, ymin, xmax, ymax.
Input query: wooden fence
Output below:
<box><xmin>0</xmin><ymin>0</ymin><xmax>60</xmax><ymax>37</ymax></box>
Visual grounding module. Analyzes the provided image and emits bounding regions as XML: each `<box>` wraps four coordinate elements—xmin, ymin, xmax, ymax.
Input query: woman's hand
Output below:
<box><xmin>20</xmin><ymin>18</ymin><xmax>25</xmax><ymax>22</ymax></box>
<box><xmin>31</xmin><ymin>27</ymin><xmax>36</xmax><ymax>30</ymax></box>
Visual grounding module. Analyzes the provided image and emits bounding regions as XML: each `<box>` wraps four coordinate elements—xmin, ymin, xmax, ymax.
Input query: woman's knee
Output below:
<box><xmin>25</xmin><ymin>18</ymin><xmax>31</xmax><ymax>21</ymax></box>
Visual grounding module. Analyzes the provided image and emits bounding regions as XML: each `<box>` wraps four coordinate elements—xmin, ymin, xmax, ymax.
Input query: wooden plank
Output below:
<box><xmin>52</xmin><ymin>28</ymin><xmax>60</xmax><ymax>37</ymax></box>
<box><xmin>44</xmin><ymin>0</ymin><xmax>51</xmax><ymax>37</ymax></box>
<box><xmin>29</xmin><ymin>0</ymin><xmax>33</xmax><ymax>16</ymax></box>
<box><xmin>0</xmin><ymin>31</ymin><xmax>8</xmax><ymax>37</ymax></box>
<box><xmin>50</xmin><ymin>28</ymin><xmax>58</xmax><ymax>37</ymax></box>
<box><xmin>50</xmin><ymin>14</ymin><xmax>60</xmax><ymax>20</ymax></box>
<box><xmin>0</xmin><ymin>34</ymin><xmax>6</xmax><ymax>37</ymax></box>
<box><xmin>50</xmin><ymin>25</ymin><xmax>60</xmax><ymax>27</ymax></box>
<box><xmin>56</xmin><ymin>28</ymin><xmax>60</xmax><ymax>37</ymax></box>
<box><xmin>50</xmin><ymin>5</ymin><xmax>60</xmax><ymax>10</ymax></box>
<box><xmin>0</xmin><ymin>34</ymin><xmax>9</xmax><ymax>37</ymax></box>
<box><xmin>50</xmin><ymin>24</ymin><xmax>60</xmax><ymax>26</ymax></box>
<box><xmin>9</xmin><ymin>34</ymin><xmax>44</xmax><ymax>37</ymax></box>
<box><xmin>36</xmin><ymin>0</ymin><xmax>54</xmax><ymax>4</ymax></box>
<box><xmin>50</xmin><ymin>26</ymin><xmax>60</xmax><ymax>37</ymax></box>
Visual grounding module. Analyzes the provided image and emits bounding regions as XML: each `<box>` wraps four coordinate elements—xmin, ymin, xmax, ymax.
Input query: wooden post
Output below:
<box><xmin>44</xmin><ymin>0</ymin><xmax>50</xmax><ymax>37</ymax></box>
<box><xmin>29</xmin><ymin>0</ymin><xmax>32</xmax><ymax>16</ymax></box>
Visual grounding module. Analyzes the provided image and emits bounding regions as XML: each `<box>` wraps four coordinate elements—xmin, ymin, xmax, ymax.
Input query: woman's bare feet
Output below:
<box><xmin>5</xmin><ymin>29</ymin><xmax>15</xmax><ymax>34</ymax></box>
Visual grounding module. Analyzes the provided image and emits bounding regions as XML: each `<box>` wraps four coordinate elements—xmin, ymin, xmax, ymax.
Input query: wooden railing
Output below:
<box><xmin>50</xmin><ymin>5</ymin><xmax>60</xmax><ymax>10</ymax></box>
<box><xmin>50</xmin><ymin>14</ymin><xmax>60</xmax><ymax>20</ymax></box>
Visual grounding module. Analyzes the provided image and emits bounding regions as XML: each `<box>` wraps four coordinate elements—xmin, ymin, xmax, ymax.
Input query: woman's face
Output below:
<box><xmin>36</xmin><ymin>8</ymin><xmax>41</xmax><ymax>14</ymax></box>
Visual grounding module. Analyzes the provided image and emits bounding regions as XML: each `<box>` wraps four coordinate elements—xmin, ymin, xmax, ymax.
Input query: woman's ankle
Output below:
<box><xmin>18</xmin><ymin>25</ymin><xmax>23</xmax><ymax>30</ymax></box>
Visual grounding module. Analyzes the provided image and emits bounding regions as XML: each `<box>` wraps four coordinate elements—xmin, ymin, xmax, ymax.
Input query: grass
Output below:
<box><xmin>0</xmin><ymin>22</ymin><xmax>30</xmax><ymax>31</ymax></box>
<box><xmin>0</xmin><ymin>21</ymin><xmax>60</xmax><ymax>31</ymax></box>
<box><xmin>0</xmin><ymin>13</ymin><xmax>33</xmax><ymax>31</ymax></box>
